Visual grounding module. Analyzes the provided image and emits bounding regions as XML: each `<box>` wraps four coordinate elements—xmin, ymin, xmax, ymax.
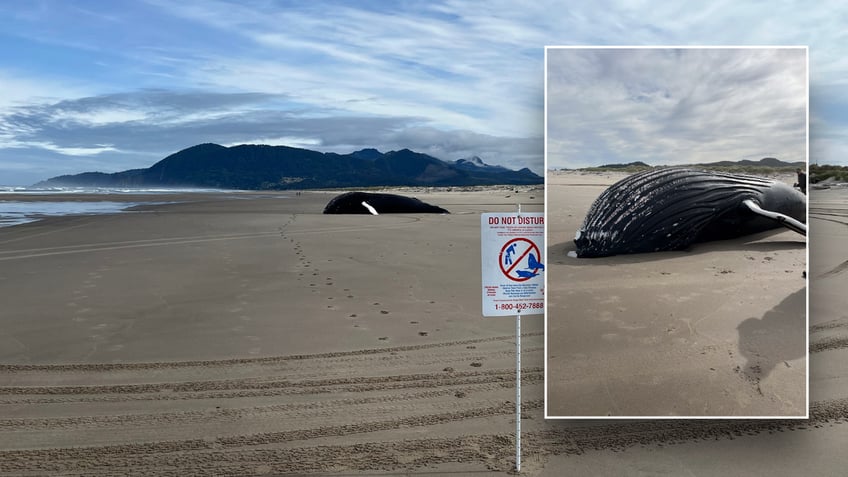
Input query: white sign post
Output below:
<box><xmin>481</xmin><ymin>209</ymin><xmax>544</xmax><ymax>473</ymax></box>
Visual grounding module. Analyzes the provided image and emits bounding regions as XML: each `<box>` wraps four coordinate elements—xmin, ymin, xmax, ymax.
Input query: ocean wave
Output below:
<box><xmin>0</xmin><ymin>201</ymin><xmax>148</xmax><ymax>228</ymax></box>
<box><xmin>0</xmin><ymin>186</ymin><xmax>240</xmax><ymax>194</ymax></box>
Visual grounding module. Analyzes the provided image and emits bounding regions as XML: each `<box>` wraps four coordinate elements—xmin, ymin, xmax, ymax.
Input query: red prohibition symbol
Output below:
<box><xmin>499</xmin><ymin>238</ymin><xmax>541</xmax><ymax>282</ymax></box>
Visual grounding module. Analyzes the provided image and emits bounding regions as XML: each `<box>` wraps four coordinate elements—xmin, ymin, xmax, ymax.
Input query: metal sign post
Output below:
<box><xmin>480</xmin><ymin>205</ymin><xmax>544</xmax><ymax>473</ymax></box>
<box><xmin>515</xmin><ymin>308</ymin><xmax>521</xmax><ymax>472</ymax></box>
<box><xmin>515</xmin><ymin>204</ymin><xmax>521</xmax><ymax>474</ymax></box>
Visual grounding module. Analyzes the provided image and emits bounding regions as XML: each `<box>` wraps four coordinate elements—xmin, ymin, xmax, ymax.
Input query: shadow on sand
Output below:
<box><xmin>736</xmin><ymin>288</ymin><xmax>806</xmax><ymax>383</ymax></box>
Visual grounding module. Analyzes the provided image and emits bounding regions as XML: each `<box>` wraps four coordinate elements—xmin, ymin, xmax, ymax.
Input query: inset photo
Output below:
<box><xmin>544</xmin><ymin>46</ymin><xmax>808</xmax><ymax>418</ymax></box>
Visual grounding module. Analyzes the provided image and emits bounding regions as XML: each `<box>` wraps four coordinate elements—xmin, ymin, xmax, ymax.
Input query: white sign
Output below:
<box><xmin>481</xmin><ymin>212</ymin><xmax>545</xmax><ymax>316</ymax></box>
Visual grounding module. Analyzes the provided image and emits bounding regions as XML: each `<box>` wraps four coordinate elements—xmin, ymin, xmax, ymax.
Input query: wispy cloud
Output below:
<box><xmin>0</xmin><ymin>1</ymin><xmax>844</xmax><ymax>184</ymax></box>
<box><xmin>547</xmin><ymin>48</ymin><xmax>806</xmax><ymax>168</ymax></box>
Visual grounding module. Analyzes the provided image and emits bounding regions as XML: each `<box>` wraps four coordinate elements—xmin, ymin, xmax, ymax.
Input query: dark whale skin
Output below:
<box><xmin>323</xmin><ymin>192</ymin><xmax>450</xmax><ymax>214</ymax></box>
<box><xmin>574</xmin><ymin>168</ymin><xmax>806</xmax><ymax>258</ymax></box>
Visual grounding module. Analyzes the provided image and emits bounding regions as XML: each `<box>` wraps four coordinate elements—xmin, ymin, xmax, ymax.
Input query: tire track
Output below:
<box><xmin>810</xmin><ymin>336</ymin><xmax>848</xmax><ymax>353</ymax></box>
<box><xmin>0</xmin><ymin>232</ymin><xmax>283</xmax><ymax>261</ymax></box>
<box><xmin>816</xmin><ymin>259</ymin><xmax>848</xmax><ymax>279</ymax></box>
<box><xmin>215</xmin><ymin>399</ymin><xmax>543</xmax><ymax>447</ymax></box>
<box><xmin>0</xmin><ymin>388</ymin><xmax>472</xmax><ymax>430</ymax></box>
<box><xmin>0</xmin><ymin>215</ymin><xmax>423</xmax><ymax>262</ymax></box>
<box><xmin>0</xmin><ymin>400</ymin><xmax>544</xmax><ymax>474</ymax></box>
<box><xmin>0</xmin><ymin>333</ymin><xmax>543</xmax><ymax>372</ymax></box>
<box><xmin>810</xmin><ymin>319</ymin><xmax>848</xmax><ymax>353</ymax></box>
<box><xmin>810</xmin><ymin>319</ymin><xmax>848</xmax><ymax>333</ymax></box>
<box><xmin>1</xmin><ymin>398</ymin><xmax>846</xmax><ymax>475</ymax></box>
<box><xmin>0</xmin><ymin>368</ymin><xmax>543</xmax><ymax>406</ymax></box>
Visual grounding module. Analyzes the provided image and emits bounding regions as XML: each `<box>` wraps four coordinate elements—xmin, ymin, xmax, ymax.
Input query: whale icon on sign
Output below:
<box><xmin>527</xmin><ymin>253</ymin><xmax>544</xmax><ymax>271</ymax></box>
<box><xmin>515</xmin><ymin>270</ymin><xmax>539</xmax><ymax>278</ymax></box>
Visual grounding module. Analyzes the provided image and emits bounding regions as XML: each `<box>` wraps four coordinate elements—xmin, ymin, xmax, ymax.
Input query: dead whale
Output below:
<box><xmin>323</xmin><ymin>192</ymin><xmax>449</xmax><ymax>215</ymax></box>
<box><xmin>574</xmin><ymin>168</ymin><xmax>806</xmax><ymax>258</ymax></box>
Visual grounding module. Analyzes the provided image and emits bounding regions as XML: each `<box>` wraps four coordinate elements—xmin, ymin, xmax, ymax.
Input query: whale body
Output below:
<box><xmin>574</xmin><ymin>168</ymin><xmax>806</xmax><ymax>258</ymax></box>
<box><xmin>323</xmin><ymin>192</ymin><xmax>450</xmax><ymax>214</ymax></box>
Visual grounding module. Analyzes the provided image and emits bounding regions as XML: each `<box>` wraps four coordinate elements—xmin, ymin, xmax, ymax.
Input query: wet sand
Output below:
<box><xmin>546</xmin><ymin>171</ymin><xmax>807</xmax><ymax>417</ymax></box>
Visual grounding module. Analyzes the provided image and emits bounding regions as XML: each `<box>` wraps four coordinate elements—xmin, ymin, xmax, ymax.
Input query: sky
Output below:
<box><xmin>0</xmin><ymin>1</ymin><xmax>845</xmax><ymax>185</ymax></box>
<box><xmin>546</xmin><ymin>47</ymin><xmax>807</xmax><ymax>169</ymax></box>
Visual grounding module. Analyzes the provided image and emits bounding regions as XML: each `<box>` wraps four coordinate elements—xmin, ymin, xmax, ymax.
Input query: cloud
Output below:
<box><xmin>0</xmin><ymin>1</ymin><xmax>846</xmax><ymax>184</ymax></box>
<box><xmin>0</xmin><ymin>88</ymin><xmax>541</xmax><ymax>180</ymax></box>
<box><xmin>546</xmin><ymin>48</ymin><xmax>806</xmax><ymax>168</ymax></box>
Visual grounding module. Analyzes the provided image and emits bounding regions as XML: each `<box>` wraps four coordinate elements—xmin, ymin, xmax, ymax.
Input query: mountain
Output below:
<box><xmin>35</xmin><ymin>143</ymin><xmax>542</xmax><ymax>189</ymax></box>
<box><xmin>589</xmin><ymin>158</ymin><xmax>804</xmax><ymax>170</ymax></box>
<box><xmin>598</xmin><ymin>161</ymin><xmax>651</xmax><ymax>169</ymax></box>
<box><xmin>693</xmin><ymin>157</ymin><xmax>805</xmax><ymax>168</ymax></box>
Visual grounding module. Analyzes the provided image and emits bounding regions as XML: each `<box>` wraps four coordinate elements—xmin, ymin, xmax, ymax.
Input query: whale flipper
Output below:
<box><xmin>361</xmin><ymin>201</ymin><xmax>379</xmax><ymax>215</ymax></box>
<box><xmin>742</xmin><ymin>199</ymin><xmax>806</xmax><ymax>236</ymax></box>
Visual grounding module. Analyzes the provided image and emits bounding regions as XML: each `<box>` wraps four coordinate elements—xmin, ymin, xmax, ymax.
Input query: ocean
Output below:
<box><xmin>0</xmin><ymin>186</ymin><xmax>234</xmax><ymax>228</ymax></box>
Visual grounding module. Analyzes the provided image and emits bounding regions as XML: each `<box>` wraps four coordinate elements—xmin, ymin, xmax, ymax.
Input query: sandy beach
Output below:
<box><xmin>546</xmin><ymin>171</ymin><xmax>807</xmax><ymax>417</ymax></box>
<box><xmin>533</xmin><ymin>187</ymin><xmax>848</xmax><ymax>475</ymax></box>
<box><xmin>1</xmin><ymin>184</ymin><xmax>848</xmax><ymax>475</ymax></box>
<box><xmin>0</xmin><ymin>187</ymin><xmax>552</xmax><ymax>475</ymax></box>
